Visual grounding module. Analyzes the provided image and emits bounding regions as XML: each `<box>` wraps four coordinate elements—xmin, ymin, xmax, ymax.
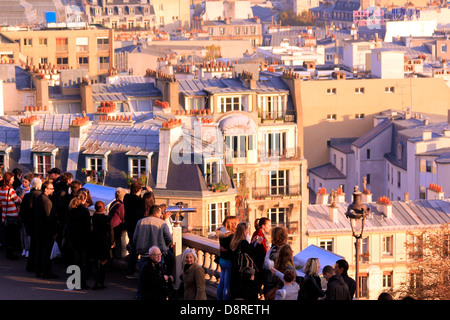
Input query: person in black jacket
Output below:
<box><xmin>140</xmin><ymin>246</ymin><xmax>172</xmax><ymax>301</ymax></box>
<box><xmin>301</xmin><ymin>257</ymin><xmax>325</xmax><ymax>301</ymax></box>
<box><xmin>90</xmin><ymin>201</ymin><xmax>114</xmax><ymax>290</ymax></box>
<box><xmin>65</xmin><ymin>191</ymin><xmax>91</xmax><ymax>289</ymax></box>
<box><xmin>51</xmin><ymin>172</ymin><xmax>73</xmax><ymax>259</ymax></box>
<box><xmin>21</xmin><ymin>177</ymin><xmax>43</xmax><ymax>272</ymax></box>
<box><xmin>322</xmin><ymin>265</ymin><xmax>351</xmax><ymax>300</ymax></box>
<box><xmin>123</xmin><ymin>181</ymin><xmax>152</xmax><ymax>278</ymax></box>
<box><xmin>335</xmin><ymin>259</ymin><xmax>357</xmax><ymax>299</ymax></box>
<box><xmin>229</xmin><ymin>222</ymin><xmax>263</xmax><ymax>299</ymax></box>
<box><xmin>33</xmin><ymin>180</ymin><xmax>58</xmax><ymax>279</ymax></box>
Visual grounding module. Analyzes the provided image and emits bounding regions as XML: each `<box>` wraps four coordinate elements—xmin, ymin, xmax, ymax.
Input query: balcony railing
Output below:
<box><xmin>97</xmin><ymin>44</ymin><xmax>110</xmax><ymax>51</ymax></box>
<box><xmin>98</xmin><ymin>63</ymin><xmax>110</xmax><ymax>70</ymax></box>
<box><xmin>56</xmin><ymin>45</ymin><xmax>68</xmax><ymax>52</ymax></box>
<box><xmin>258</xmin><ymin>147</ymin><xmax>301</xmax><ymax>161</ymax></box>
<box><xmin>259</xmin><ymin>110</ymin><xmax>295</xmax><ymax>123</ymax></box>
<box><xmin>252</xmin><ymin>183</ymin><xmax>301</xmax><ymax>199</ymax></box>
<box><xmin>76</xmin><ymin>45</ymin><xmax>89</xmax><ymax>52</ymax></box>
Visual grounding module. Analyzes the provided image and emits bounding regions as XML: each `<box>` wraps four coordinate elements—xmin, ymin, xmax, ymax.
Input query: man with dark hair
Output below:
<box><xmin>335</xmin><ymin>259</ymin><xmax>356</xmax><ymax>299</ymax></box>
<box><xmin>52</xmin><ymin>172</ymin><xmax>73</xmax><ymax>259</ymax></box>
<box><xmin>33</xmin><ymin>181</ymin><xmax>58</xmax><ymax>279</ymax></box>
<box><xmin>132</xmin><ymin>205</ymin><xmax>172</xmax><ymax>299</ymax></box>
<box><xmin>123</xmin><ymin>181</ymin><xmax>145</xmax><ymax>278</ymax></box>
<box><xmin>323</xmin><ymin>265</ymin><xmax>351</xmax><ymax>300</ymax></box>
<box><xmin>12</xmin><ymin>168</ymin><xmax>22</xmax><ymax>190</ymax></box>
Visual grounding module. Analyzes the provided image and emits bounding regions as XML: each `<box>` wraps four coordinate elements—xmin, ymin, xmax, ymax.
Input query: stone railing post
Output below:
<box><xmin>173</xmin><ymin>225</ymin><xmax>183</xmax><ymax>289</ymax></box>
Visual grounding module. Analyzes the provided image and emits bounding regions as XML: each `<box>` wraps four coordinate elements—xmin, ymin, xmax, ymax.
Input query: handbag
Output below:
<box><xmin>237</xmin><ymin>241</ymin><xmax>257</xmax><ymax>274</ymax></box>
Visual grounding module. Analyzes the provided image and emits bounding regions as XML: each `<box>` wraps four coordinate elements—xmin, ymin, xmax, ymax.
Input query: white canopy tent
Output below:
<box><xmin>294</xmin><ymin>244</ymin><xmax>346</xmax><ymax>277</ymax></box>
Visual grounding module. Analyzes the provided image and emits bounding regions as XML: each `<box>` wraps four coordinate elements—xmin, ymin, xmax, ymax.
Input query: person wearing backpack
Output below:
<box><xmin>229</xmin><ymin>222</ymin><xmax>263</xmax><ymax>300</ymax></box>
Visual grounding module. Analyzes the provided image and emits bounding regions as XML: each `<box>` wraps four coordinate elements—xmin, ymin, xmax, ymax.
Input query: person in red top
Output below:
<box><xmin>0</xmin><ymin>171</ymin><xmax>23</xmax><ymax>260</ymax></box>
<box><xmin>250</xmin><ymin>217</ymin><xmax>272</xmax><ymax>297</ymax></box>
<box><xmin>251</xmin><ymin>217</ymin><xmax>271</xmax><ymax>253</ymax></box>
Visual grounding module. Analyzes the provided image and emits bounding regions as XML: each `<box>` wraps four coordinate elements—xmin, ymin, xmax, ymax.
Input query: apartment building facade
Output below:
<box><xmin>192</xmin><ymin>17</ymin><xmax>263</xmax><ymax>47</ymax></box>
<box><xmin>0</xmin><ymin>25</ymin><xmax>114</xmax><ymax>81</ymax></box>
<box><xmin>308</xmin><ymin>109</ymin><xmax>450</xmax><ymax>203</ymax></box>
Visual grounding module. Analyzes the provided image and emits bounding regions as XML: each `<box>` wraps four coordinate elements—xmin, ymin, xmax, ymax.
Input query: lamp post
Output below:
<box><xmin>346</xmin><ymin>186</ymin><xmax>370</xmax><ymax>299</ymax></box>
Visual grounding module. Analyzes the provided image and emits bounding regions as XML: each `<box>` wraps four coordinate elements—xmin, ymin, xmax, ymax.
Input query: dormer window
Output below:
<box><xmin>218</xmin><ymin>96</ymin><xmax>242</xmax><ymax>113</ymax></box>
<box><xmin>186</xmin><ymin>97</ymin><xmax>204</xmax><ymax>111</ymax></box>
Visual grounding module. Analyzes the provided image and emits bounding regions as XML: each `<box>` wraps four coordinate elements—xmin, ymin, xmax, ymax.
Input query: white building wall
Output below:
<box><xmin>204</xmin><ymin>1</ymin><xmax>224</xmax><ymax>20</ymax></box>
<box><xmin>384</xmin><ymin>20</ymin><xmax>437</xmax><ymax>42</ymax></box>
<box><xmin>233</xmin><ymin>1</ymin><xmax>253</xmax><ymax>20</ymax></box>
<box><xmin>371</xmin><ymin>50</ymin><xmax>404</xmax><ymax>79</ymax></box>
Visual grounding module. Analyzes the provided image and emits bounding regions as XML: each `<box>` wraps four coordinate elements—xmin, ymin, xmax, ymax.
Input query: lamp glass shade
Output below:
<box><xmin>350</xmin><ymin>216</ymin><xmax>364</xmax><ymax>237</ymax></box>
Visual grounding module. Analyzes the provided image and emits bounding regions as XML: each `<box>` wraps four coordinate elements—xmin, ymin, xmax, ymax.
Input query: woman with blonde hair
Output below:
<box><xmin>217</xmin><ymin>215</ymin><xmax>240</xmax><ymax>300</ymax></box>
<box><xmin>181</xmin><ymin>248</ymin><xmax>206</xmax><ymax>300</ymax></box>
<box><xmin>301</xmin><ymin>257</ymin><xmax>325</xmax><ymax>301</ymax></box>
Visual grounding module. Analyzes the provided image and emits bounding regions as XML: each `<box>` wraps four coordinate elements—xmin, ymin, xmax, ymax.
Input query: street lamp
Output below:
<box><xmin>346</xmin><ymin>186</ymin><xmax>370</xmax><ymax>299</ymax></box>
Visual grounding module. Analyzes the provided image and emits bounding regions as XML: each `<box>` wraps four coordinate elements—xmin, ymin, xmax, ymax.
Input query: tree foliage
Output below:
<box><xmin>277</xmin><ymin>9</ymin><xmax>317</xmax><ymax>26</ymax></box>
<box><xmin>392</xmin><ymin>223</ymin><xmax>450</xmax><ymax>300</ymax></box>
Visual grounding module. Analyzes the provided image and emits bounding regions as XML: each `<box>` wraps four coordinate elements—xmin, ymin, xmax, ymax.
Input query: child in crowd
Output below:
<box><xmin>271</xmin><ymin>267</ymin><xmax>300</xmax><ymax>300</ymax></box>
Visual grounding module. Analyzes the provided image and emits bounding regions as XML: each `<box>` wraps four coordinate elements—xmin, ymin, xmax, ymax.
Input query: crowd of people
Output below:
<box><xmin>214</xmin><ymin>216</ymin><xmax>358</xmax><ymax>301</ymax></box>
<box><xmin>0</xmin><ymin>167</ymin><xmax>116</xmax><ymax>289</ymax></box>
<box><xmin>0</xmin><ymin>168</ymin><xmax>402</xmax><ymax>301</ymax></box>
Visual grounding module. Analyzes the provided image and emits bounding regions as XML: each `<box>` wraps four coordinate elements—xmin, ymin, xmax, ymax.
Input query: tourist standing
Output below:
<box><xmin>301</xmin><ymin>257</ymin><xmax>325</xmax><ymax>301</ymax></box>
<box><xmin>263</xmin><ymin>226</ymin><xmax>289</xmax><ymax>297</ymax></box>
<box><xmin>33</xmin><ymin>181</ymin><xmax>58</xmax><ymax>279</ymax></box>
<box><xmin>181</xmin><ymin>248</ymin><xmax>207</xmax><ymax>300</ymax></box>
<box><xmin>90</xmin><ymin>201</ymin><xmax>115</xmax><ymax>290</ymax></box>
<box><xmin>217</xmin><ymin>215</ymin><xmax>240</xmax><ymax>300</ymax></box>
<box><xmin>108</xmin><ymin>187</ymin><xmax>126</xmax><ymax>259</ymax></box>
<box><xmin>1</xmin><ymin>171</ymin><xmax>23</xmax><ymax>260</ymax></box>
<box><xmin>65</xmin><ymin>191</ymin><xmax>91</xmax><ymax>289</ymax></box>
<box><xmin>335</xmin><ymin>259</ymin><xmax>356</xmax><ymax>299</ymax></box>
<box><xmin>123</xmin><ymin>181</ymin><xmax>148</xmax><ymax>278</ymax></box>
<box><xmin>322</xmin><ymin>265</ymin><xmax>351</xmax><ymax>300</ymax></box>
<box><xmin>132</xmin><ymin>203</ymin><xmax>172</xmax><ymax>299</ymax></box>
<box><xmin>22</xmin><ymin>177</ymin><xmax>42</xmax><ymax>272</ymax></box>
<box><xmin>140</xmin><ymin>246</ymin><xmax>173</xmax><ymax>301</ymax></box>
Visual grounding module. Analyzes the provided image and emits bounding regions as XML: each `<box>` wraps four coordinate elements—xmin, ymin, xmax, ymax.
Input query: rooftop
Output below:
<box><xmin>307</xmin><ymin>199</ymin><xmax>450</xmax><ymax>234</ymax></box>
